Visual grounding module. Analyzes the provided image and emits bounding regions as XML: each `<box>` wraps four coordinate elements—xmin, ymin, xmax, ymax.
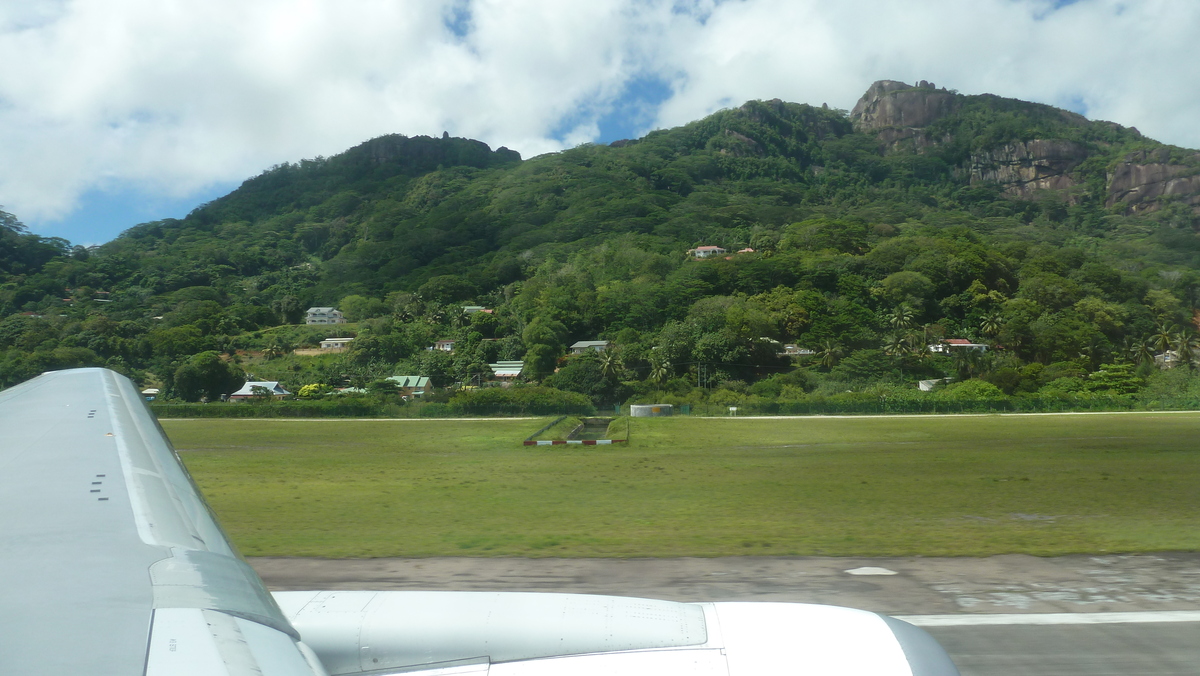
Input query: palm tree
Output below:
<box><xmin>887</xmin><ymin>306</ymin><xmax>916</xmax><ymax>332</ymax></box>
<box><xmin>817</xmin><ymin>339</ymin><xmax>843</xmax><ymax>369</ymax></box>
<box><xmin>1152</xmin><ymin>322</ymin><xmax>1178</xmax><ymax>354</ymax></box>
<box><xmin>1123</xmin><ymin>336</ymin><xmax>1155</xmax><ymax>366</ymax></box>
<box><xmin>599</xmin><ymin>350</ymin><xmax>623</xmax><ymax>380</ymax></box>
<box><xmin>262</xmin><ymin>345</ymin><xmax>282</xmax><ymax>360</ymax></box>
<box><xmin>648</xmin><ymin>357</ymin><xmax>670</xmax><ymax>385</ymax></box>
<box><xmin>882</xmin><ymin>333</ymin><xmax>909</xmax><ymax>357</ymax></box>
<box><xmin>980</xmin><ymin>311</ymin><xmax>1004</xmax><ymax>339</ymax></box>
<box><xmin>1173</xmin><ymin>330</ymin><xmax>1198</xmax><ymax>369</ymax></box>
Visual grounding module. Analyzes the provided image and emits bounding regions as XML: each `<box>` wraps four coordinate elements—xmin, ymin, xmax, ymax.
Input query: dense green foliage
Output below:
<box><xmin>3</xmin><ymin>88</ymin><xmax>1200</xmax><ymax>409</ymax></box>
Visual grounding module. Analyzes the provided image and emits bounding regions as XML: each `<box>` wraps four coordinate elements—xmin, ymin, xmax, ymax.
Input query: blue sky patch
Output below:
<box><xmin>595</xmin><ymin>74</ymin><xmax>674</xmax><ymax>144</ymax></box>
<box><xmin>32</xmin><ymin>182</ymin><xmax>239</xmax><ymax>246</ymax></box>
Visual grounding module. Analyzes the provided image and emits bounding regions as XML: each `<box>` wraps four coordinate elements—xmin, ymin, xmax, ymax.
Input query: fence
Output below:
<box><xmin>630</xmin><ymin>397</ymin><xmax>1157</xmax><ymax>417</ymax></box>
<box><xmin>151</xmin><ymin>401</ymin><xmax>595</xmax><ymax>419</ymax></box>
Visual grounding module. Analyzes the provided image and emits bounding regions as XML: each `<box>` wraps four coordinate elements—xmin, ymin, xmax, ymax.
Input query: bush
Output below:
<box><xmin>937</xmin><ymin>379</ymin><xmax>1006</xmax><ymax>400</ymax></box>
<box><xmin>450</xmin><ymin>386</ymin><xmax>595</xmax><ymax>415</ymax></box>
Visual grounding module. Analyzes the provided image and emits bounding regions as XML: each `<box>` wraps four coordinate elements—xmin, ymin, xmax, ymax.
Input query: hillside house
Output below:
<box><xmin>570</xmin><ymin>340</ymin><xmax>610</xmax><ymax>354</ymax></box>
<box><xmin>928</xmin><ymin>339</ymin><xmax>989</xmax><ymax>354</ymax></box>
<box><xmin>306</xmin><ymin>307</ymin><xmax>346</xmax><ymax>325</ymax></box>
<box><xmin>319</xmin><ymin>338</ymin><xmax>354</xmax><ymax>350</ymax></box>
<box><xmin>687</xmin><ymin>245</ymin><xmax>726</xmax><ymax>259</ymax></box>
<box><xmin>433</xmin><ymin>339</ymin><xmax>456</xmax><ymax>352</ymax></box>
<box><xmin>229</xmin><ymin>381</ymin><xmax>291</xmax><ymax>400</ymax></box>
<box><xmin>462</xmin><ymin>306</ymin><xmax>493</xmax><ymax>314</ymax></box>
<box><xmin>489</xmin><ymin>361</ymin><xmax>524</xmax><ymax>380</ymax></box>
<box><xmin>386</xmin><ymin>375</ymin><xmax>430</xmax><ymax>398</ymax></box>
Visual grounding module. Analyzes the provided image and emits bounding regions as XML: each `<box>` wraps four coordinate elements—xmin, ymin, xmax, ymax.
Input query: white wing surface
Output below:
<box><xmin>0</xmin><ymin>368</ymin><xmax>324</xmax><ymax>675</ymax></box>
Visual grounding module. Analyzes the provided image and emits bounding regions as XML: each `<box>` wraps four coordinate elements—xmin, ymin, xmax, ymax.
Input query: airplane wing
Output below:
<box><xmin>0</xmin><ymin>368</ymin><xmax>326</xmax><ymax>675</ymax></box>
<box><xmin>0</xmin><ymin>368</ymin><xmax>958</xmax><ymax>676</ymax></box>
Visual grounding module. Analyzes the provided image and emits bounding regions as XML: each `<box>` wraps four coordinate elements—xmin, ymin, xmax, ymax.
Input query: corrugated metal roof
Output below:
<box><xmin>386</xmin><ymin>376</ymin><xmax>429</xmax><ymax>388</ymax></box>
<box><xmin>489</xmin><ymin>361</ymin><xmax>524</xmax><ymax>377</ymax></box>
<box><xmin>230</xmin><ymin>381</ymin><xmax>291</xmax><ymax>396</ymax></box>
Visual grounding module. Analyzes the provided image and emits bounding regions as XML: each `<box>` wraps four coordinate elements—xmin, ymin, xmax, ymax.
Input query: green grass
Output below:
<box><xmin>165</xmin><ymin>412</ymin><xmax>1200</xmax><ymax>558</ymax></box>
<box><xmin>535</xmin><ymin>416</ymin><xmax>582</xmax><ymax>441</ymax></box>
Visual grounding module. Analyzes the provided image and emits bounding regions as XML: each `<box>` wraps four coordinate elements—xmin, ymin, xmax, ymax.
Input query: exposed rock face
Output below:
<box><xmin>851</xmin><ymin>80</ymin><xmax>958</xmax><ymax>130</ymax></box>
<box><xmin>845</xmin><ymin>80</ymin><xmax>1200</xmax><ymax>212</ymax></box>
<box><xmin>968</xmin><ymin>140</ymin><xmax>1088</xmax><ymax>195</ymax></box>
<box><xmin>1107</xmin><ymin>148</ymin><xmax>1200</xmax><ymax>212</ymax></box>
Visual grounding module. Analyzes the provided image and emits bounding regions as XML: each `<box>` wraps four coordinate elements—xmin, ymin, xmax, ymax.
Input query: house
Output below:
<box><xmin>736</xmin><ymin>247</ymin><xmax>755</xmax><ymax>254</ymax></box>
<box><xmin>461</xmin><ymin>306</ymin><xmax>494</xmax><ymax>314</ymax></box>
<box><xmin>319</xmin><ymin>338</ymin><xmax>354</xmax><ymax>350</ymax></box>
<box><xmin>783</xmin><ymin>345</ymin><xmax>815</xmax><ymax>356</ymax></box>
<box><xmin>386</xmin><ymin>375</ymin><xmax>430</xmax><ymax>398</ymax></box>
<box><xmin>433</xmin><ymin>339</ymin><xmax>456</xmax><ymax>352</ymax></box>
<box><xmin>229</xmin><ymin>381</ymin><xmax>292</xmax><ymax>400</ymax></box>
<box><xmin>306</xmin><ymin>307</ymin><xmax>346</xmax><ymax>325</ymax></box>
<box><xmin>141</xmin><ymin>388</ymin><xmax>160</xmax><ymax>401</ymax></box>
<box><xmin>687</xmin><ymin>245</ymin><xmax>726</xmax><ymax>259</ymax></box>
<box><xmin>928</xmin><ymin>338</ymin><xmax>989</xmax><ymax>354</ymax></box>
<box><xmin>570</xmin><ymin>340</ymin><xmax>610</xmax><ymax>354</ymax></box>
<box><xmin>489</xmin><ymin>361</ymin><xmax>524</xmax><ymax>379</ymax></box>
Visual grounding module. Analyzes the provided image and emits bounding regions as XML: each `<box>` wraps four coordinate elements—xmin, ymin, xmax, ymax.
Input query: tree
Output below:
<box><xmin>523</xmin><ymin>343</ymin><xmax>559</xmax><ymax>381</ymax></box>
<box><xmin>339</xmin><ymin>294</ymin><xmax>389</xmax><ymax>321</ymax></box>
<box><xmin>980</xmin><ymin>311</ymin><xmax>1004</xmax><ymax>338</ymax></box>
<box><xmin>880</xmin><ymin>272</ymin><xmax>935</xmax><ymax>308</ymax></box>
<box><xmin>887</xmin><ymin>305</ymin><xmax>916</xmax><ymax>332</ymax></box>
<box><xmin>817</xmin><ymin>339</ymin><xmax>843</xmax><ymax>369</ymax></box>
<box><xmin>1174</xmin><ymin>330</ymin><xmax>1198</xmax><ymax>369</ymax></box>
<box><xmin>173</xmin><ymin>351</ymin><xmax>244</xmax><ymax>402</ymax></box>
<box><xmin>648</xmin><ymin>356</ymin><xmax>671</xmax><ymax>385</ymax></box>
<box><xmin>599</xmin><ymin>350</ymin><xmax>623</xmax><ymax>380</ymax></box>
<box><xmin>1152</xmin><ymin>323</ymin><xmax>1177</xmax><ymax>354</ymax></box>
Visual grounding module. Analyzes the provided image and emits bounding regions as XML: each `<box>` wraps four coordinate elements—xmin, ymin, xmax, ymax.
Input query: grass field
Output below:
<box><xmin>164</xmin><ymin>413</ymin><xmax>1200</xmax><ymax>558</ymax></box>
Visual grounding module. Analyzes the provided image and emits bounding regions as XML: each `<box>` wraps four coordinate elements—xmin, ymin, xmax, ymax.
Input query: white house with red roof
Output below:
<box><xmin>928</xmin><ymin>338</ymin><xmax>989</xmax><ymax>354</ymax></box>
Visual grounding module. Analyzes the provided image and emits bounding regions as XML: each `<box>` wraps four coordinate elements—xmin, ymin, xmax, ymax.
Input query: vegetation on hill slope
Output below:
<box><xmin>3</xmin><ymin>82</ymin><xmax>1200</xmax><ymax>409</ymax></box>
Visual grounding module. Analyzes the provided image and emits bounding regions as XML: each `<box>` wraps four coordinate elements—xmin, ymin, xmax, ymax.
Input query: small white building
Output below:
<box><xmin>783</xmin><ymin>345</ymin><xmax>815</xmax><ymax>356</ymax></box>
<box><xmin>433</xmin><ymin>339</ymin><xmax>456</xmax><ymax>352</ymax></box>
<box><xmin>570</xmin><ymin>340</ymin><xmax>610</xmax><ymax>354</ymax></box>
<box><xmin>229</xmin><ymin>381</ymin><xmax>292</xmax><ymax>400</ymax></box>
<box><xmin>687</xmin><ymin>245</ymin><xmax>727</xmax><ymax>259</ymax></box>
<box><xmin>306</xmin><ymin>307</ymin><xmax>346</xmax><ymax>325</ymax></box>
<box><xmin>320</xmin><ymin>338</ymin><xmax>354</xmax><ymax>350</ymax></box>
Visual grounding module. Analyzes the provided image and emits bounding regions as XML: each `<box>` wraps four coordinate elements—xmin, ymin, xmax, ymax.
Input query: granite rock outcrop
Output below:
<box><xmin>849</xmin><ymin>80</ymin><xmax>1200</xmax><ymax>213</ymax></box>
<box><xmin>967</xmin><ymin>140</ymin><xmax>1089</xmax><ymax>196</ymax></box>
<box><xmin>851</xmin><ymin>80</ymin><xmax>958</xmax><ymax>130</ymax></box>
<box><xmin>1107</xmin><ymin>148</ymin><xmax>1200</xmax><ymax>213</ymax></box>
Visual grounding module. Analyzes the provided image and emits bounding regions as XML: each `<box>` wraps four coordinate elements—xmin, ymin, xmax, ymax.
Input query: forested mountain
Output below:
<box><xmin>3</xmin><ymin>80</ymin><xmax>1200</xmax><ymax>407</ymax></box>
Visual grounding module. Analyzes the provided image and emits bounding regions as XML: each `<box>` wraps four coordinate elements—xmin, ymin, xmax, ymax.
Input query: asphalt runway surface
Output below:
<box><xmin>252</xmin><ymin>553</ymin><xmax>1200</xmax><ymax>675</ymax></box>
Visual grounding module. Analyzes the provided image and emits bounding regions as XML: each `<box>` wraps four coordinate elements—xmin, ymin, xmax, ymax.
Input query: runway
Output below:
<box><xmin>251</xmin><ymin>553</ymin><xmax>1200</xmax><ymax>675</ymax></box>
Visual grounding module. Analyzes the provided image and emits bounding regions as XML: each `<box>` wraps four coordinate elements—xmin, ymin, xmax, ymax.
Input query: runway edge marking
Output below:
<box><xmin>897</xmin><ymin>610</ymin><xmax>1200</xmax><ymax>626</ymax></box>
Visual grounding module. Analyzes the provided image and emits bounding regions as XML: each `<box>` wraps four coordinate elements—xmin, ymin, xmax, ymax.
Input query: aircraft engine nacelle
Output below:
<box><xmin>274</xmin><ymin>591</ymin><xmax>958</xmax><ymax>676</ymax></box>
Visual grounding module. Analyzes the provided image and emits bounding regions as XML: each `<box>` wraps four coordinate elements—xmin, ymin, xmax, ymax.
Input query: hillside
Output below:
<box><xmin>2</xmin><ymin>79</ymin><xmax>1200</xmax><ymax>408</ymax></box>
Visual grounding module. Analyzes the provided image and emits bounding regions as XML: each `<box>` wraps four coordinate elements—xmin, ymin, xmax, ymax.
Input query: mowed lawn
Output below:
<box><xmin>164</xmin><ymin>413</ymin><xmax>1200</xmax><ymax>558</ymax></box>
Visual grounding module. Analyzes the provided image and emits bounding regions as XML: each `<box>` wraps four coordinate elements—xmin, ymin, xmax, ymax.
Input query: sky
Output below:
<box><xmin>1</xmin><ymin>0</ymin><xmax>1197</xmax><ymax>245</ymax></box>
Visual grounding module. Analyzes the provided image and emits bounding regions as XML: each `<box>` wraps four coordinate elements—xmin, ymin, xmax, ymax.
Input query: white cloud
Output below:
<box><xmin>0</xmin><ymin>0</ymin><xmax>1196</xmax><ymax>232</ymax></box>
<box><xmin>648</xmin><ymin>0</ymin><xmax>1200</xmax><ymax>144</ymax></box>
